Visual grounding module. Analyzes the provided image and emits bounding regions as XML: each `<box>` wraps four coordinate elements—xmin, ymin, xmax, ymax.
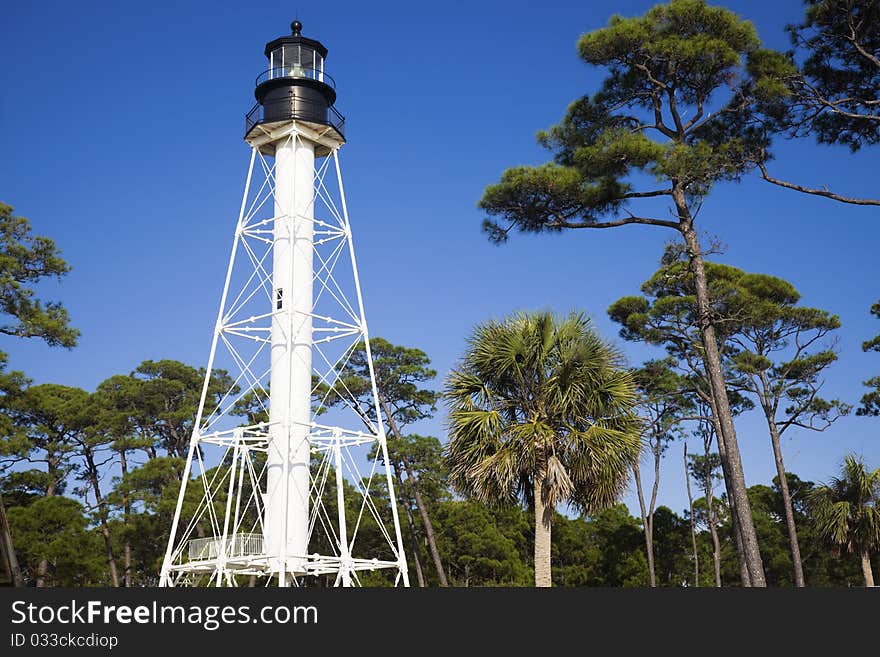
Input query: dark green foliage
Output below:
<box><xmin>608</xmin><ymin>247</ymin><xmax>752</xmax><ymax>398</ymax></box>
<box><xmin>0</xmin><ymin>203</ymin><xmax>79</xmax><ymax>348</ymax></box>
<box><xmin>859</xmin><ymin>301</ymin><xmax>880</xmax><ymax>416</ymax></box>
<box><xmin>479</xmin><ymin>0</ymin><xmax>772</xmax><ymax>241</ymax></box>
<box><xmin>6</xmin><ymin>496</ymin><xmax>105</xmax><ymax>586</ymax></box>
<box><xmin>746</xmin><ymin>483</ymin><xmax>800</xmax><ymax>585</ymax></box>
<box><xmin>688</xmin><ymin>452</ymin><xmax>723</xmax><ymax>499</ymax></box>
<box><xmin>718</xmin><ymin>261</ymin><xmax>847</xmax><ymax>434</ymax></box>
<box><xmin>633</xmin><ymin>358</ymin><xmax>695</xmax><ymax>447</ymax></box>
<box><xmin>391</xmin><ymin>434</ymin><xmax>448</xmax><ymax>504</ymax></box>
<box><xmin>5</xmin><ymin>442</ymin><xmax>875</xmax><ymax>586</ymax></box>
<box><xmin>784</xmin><ymin>0</ymin><xmax>880</xmax><ymax>151</ymax></box>
<box><xmin>609</xmin><ymin>249</ymin><xmax>845</xmax><ymax>431</ymax></box>
<box><xmin>735</xmin><ymin>1</ymin><xmax>880</xmax><ymax>204</ymax></box>
<box><xmin>650</xmin><ymin>506</ymin><xmax>693</xmax><ymax>586</ymax></box>
<box><xmin>0</xmin><ymin>354</ymin><xmax>28</xmax><ymax>440</ymax></box>
<box><xmin>125</xmin><ymin>360</ymin><xmax>234</xmax><ymax>458</ymax></box>
<box><xmin>316</xmin><ymin>337</ymin><xmax>450</xmax><ymax>584</ymax></box>
<box><xmin>317</xmin><ymin>337</ymin><xmax>442</xmax><ymax>496</ymax></box>
<box><xmin>608</xmin><ymin>249</ymin><xmax>739</xmax><ymax>358</ymax></box>
<box><xmin>565</xmin><ymin>505</ymin><xmax>648</xmax><ymax>587</ymax></box>
<box><xmin>0</xmin><ymin>384</ymin><xmax>91</xmax><ymax>497</ymax></box>
<box><xmin>317</xmin><ymin>337</ymin><xmax>439</xmax><ymax>425</ymax></box>
<box><xmin>693</xmin><ymin>472</ymin><xmax>871</xmax><ymax>586</ymax></box>
<box><xmin>808</xmin><ymin>456</ymin><xmax>880</xmax><ymax>560</ymax></box>
<box><xmin>434</xmin><ymin>501</ymin><xmax>531</xmax><ymax>586</ymax></box>
<box><xmin>744</xmin><ymin>474</ymin><xmax>867</xmax><ymax>586</ymax></box>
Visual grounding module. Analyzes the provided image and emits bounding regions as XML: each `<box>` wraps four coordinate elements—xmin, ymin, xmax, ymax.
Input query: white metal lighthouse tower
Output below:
<box><xmin>160</xmin><ymin>21</ymin><xmax>409</xmax><ymax>587</ymax></box>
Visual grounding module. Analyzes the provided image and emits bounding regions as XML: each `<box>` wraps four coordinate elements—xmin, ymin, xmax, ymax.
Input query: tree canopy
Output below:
<box><xmin>0</xmin><ymin>203</ymin><xmax>78</xmax><ymax>348</ymax></box>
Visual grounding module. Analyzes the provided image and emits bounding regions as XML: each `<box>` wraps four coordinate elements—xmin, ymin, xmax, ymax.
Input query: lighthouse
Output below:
<box><xmin>258</xmin><ymin>20</ymin><xmax>332</xmax><ymax>580</ymax></box>
<box><xmin>160</xmin><ymin>22</ymin><xmax>409</xmax><ymax>587</ymax></box>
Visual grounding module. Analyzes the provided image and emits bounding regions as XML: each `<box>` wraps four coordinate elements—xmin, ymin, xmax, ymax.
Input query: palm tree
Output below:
<box><xmin>444</xmin><ymin>312</ymin><xmax>641</xmax><ymax>587</ymax></box>
<box><xmin>809</xmin><ymin>455</ymin><xmax>880</xmax><ymax>587</ymax></box>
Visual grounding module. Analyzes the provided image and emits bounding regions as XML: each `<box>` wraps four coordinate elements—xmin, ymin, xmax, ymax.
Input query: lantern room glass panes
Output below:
<box><xmin>269</xmin><ymin>44</ymin><xmax>324</xmax><ymax>82</ymax></box>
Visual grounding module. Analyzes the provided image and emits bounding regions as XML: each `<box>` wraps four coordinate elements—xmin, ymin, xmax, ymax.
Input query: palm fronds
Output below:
<box><xmin>444</xmin><ymin>311</ymin><xmax>641</xmax><ymax>514</ymax></box>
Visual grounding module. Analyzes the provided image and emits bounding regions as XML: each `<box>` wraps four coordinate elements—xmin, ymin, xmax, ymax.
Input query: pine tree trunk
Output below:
<box><xmin>679</xmin><ymin>218</ymin><xmax>766</xmax><ymax>586</ymax></box>
<box><xmin>699</xmin><ymin>422</ymin><xmax>722</xmax><ymax>587</ymax></box>
<box><xmin>36</xmin><ymin>473</ymin><xmax>57</xmax><ymax>588</ymax></box>
<box><xmin>632</xmin><ymin>463</ymin><xmax>656</xmax><ymax>587</ymax></box>
<box><xmin>394</xmin><ymin>467</ymin><xmax>425</xmax><ymax>587</ymax></box>
<box><xmin>533</xmin><ymin>471</ymin><xmax>552</xmax><ymax>588</ymax></box>
<box><xmin>408</xmin><ymin>528</ymin><xmax>426</xmax><ymax>588</ymax></box>
<box><xmin>119</xmin><ymin>450</ymin><xmax>132</xmax><ymax>587</ymax></box>
<box><xmin>708</xmin><ymin>508</ymin><xmax>722</xmax><ymax>587</ymax></box>
<box><xmin>84</xmin><ymin>448</ymin><xmax>120</xmax><ymax>587</ymax></box>
<box><xmin>684</xmin><ymin>443</ymin><xmax>699</xmax><ymax>587</ymax></box>
<box><xmin>703</xmin><ymin>475</ymin><xmax>722</xmax><ymax>587</ymax></box>
<box><xmin>379</xmin><ymin>395</ymin><xmax>448</xmax><ymax>586</ymax></box>
<box><xmin>761</xmin><ymin>403</ymin><xmax>805</xmax><ymax>587</ymax></box>
<box><xmin>709</xmin><ymin>407</ymin><xmax>750</xmax><ymax>586</ymax></box>
<box><xmin>404</xmin><ymin>463</ymin><xmax>448</xmax><ymax>587</ymax></box>
<box><xmin>861</xmin><ymin>550</ymin><xmax>875</xmax><ymax>587</ymax></box>
<box><xmin>35</xmin><ymin>563</ymin><xmax>48</xmax><ymax>587</ymax></box>
<box><xmin>0</xmin><ymin>493</ymin><xmax>23</xmax><ymax>587</ymax></box>
<box><xmin>0</xmin><ymin>540</ymin><xmax>10</xmax><ymax>585</ymax></box>
<box><xmin>729</xmin><ymin>504</ymin><xmax>750</xmax><ymax>586</ymax></box>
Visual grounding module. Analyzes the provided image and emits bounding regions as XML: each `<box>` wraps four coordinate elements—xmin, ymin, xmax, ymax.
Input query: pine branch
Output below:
<box><xmin>757</xmin><ymin>162</ymin><xmax>880</xmax><ymax>206</ymax></box>
<box><xmin>549</xmin><ymin>214</ymin><xmax>679</xmax><ymax>230</ymax></box>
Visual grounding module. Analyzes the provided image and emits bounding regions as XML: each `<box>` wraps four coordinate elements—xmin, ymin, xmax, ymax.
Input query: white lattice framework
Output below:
<box><xmin>159</xmin><ymin>124</ymin><xmax>409</xmax><ymax>587</ymax></box>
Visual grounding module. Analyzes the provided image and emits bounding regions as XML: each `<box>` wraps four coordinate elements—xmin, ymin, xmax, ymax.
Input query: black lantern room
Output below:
<box><xmin>245</xmin><ymin>21</ymin><xmax>345</xmax><ymax>144</ymax></box>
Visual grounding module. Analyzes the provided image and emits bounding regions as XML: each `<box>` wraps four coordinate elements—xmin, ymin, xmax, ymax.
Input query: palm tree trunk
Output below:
<box><xmin>533</xmin><ymin>471</ymin><xmax>552</xmax><ymax>587</ymax></box>
<box><xmin>684</xmin><ymin>443</ymin><xmax>699</xmax><ymax>587</ymax></box>
<box><xmin>632</xmin><ymin>462</ymin><xmax>656</xmax><ymax>587</ymax></box>
<box><xmin>680</xmin><ymin>220</ymin><xmax>766</xmax><ymax>587</ymax></box>
<box><xmin>761</xmin><ymin>402</ymin><xmax>805</xmax><ymax>587</ymax></box>
<box><xmin>861</xmin><ymin>550</ymin><xmax>875</xmax><ymax>587</ymax></box>
<box><xmin>0</xmin><ymin>493</ymin><xmax>23</xmax><ymax>587</ymax></box>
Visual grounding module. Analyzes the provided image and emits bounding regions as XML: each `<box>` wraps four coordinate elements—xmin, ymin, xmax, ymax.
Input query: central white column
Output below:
<box><xmin>266</xmin><ymin>133</ymin><xmax>314</xmax><ymax>578</ymax></box>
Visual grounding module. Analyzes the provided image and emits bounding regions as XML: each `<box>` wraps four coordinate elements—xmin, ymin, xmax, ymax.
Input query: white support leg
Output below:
<box><xmin>216</xmin><ymin>431</ymin><xmax>240</xmax><ymax>586</ymax></box>
<box><xmin>160</xmin><ymin>148</ymin><xmax>257</xmax><ymax>588</ymax></box>
<box><xmin>334</xmin><ymin>151</ymin><xmax>410</xmax><ymax>586</ymax></box>
<box><xmin>333</xmin><ymin>430</ymin><xmax>351</xmax><ymax>587</ymax></box>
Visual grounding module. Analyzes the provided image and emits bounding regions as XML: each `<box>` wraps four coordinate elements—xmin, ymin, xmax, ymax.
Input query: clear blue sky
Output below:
<box><xmin>1</xmin><ymin>0</ymin><xmax>878</xmax><ymax>517</ymax></box>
